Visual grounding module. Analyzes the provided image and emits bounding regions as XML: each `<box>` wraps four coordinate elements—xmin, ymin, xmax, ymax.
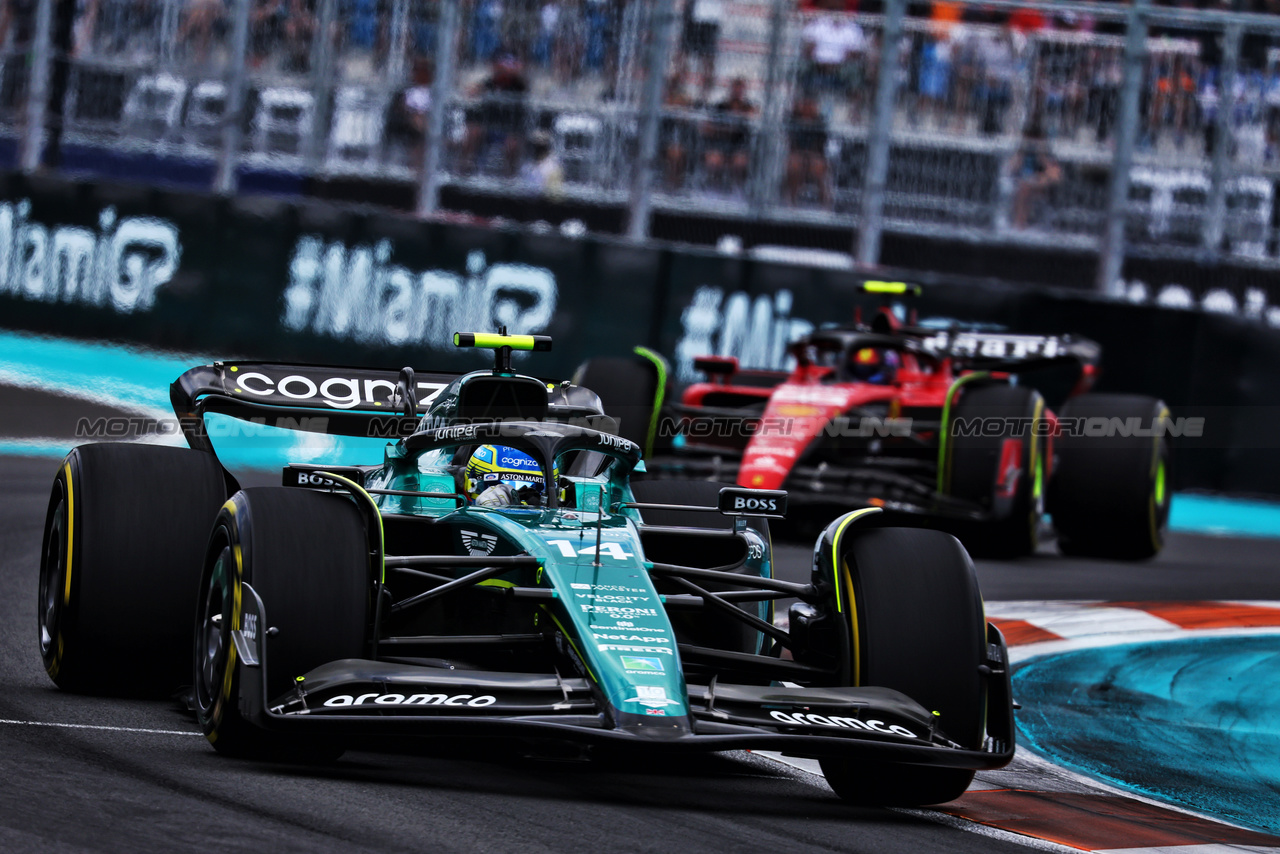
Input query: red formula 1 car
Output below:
<box><xmin>578</xmin><ymin>283</ymin><xmax>1173</xmax><ymax>560</ymax></box>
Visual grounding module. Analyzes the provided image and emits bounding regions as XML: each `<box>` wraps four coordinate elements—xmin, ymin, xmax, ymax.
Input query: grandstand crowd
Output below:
<box><xmin>0</xmin><ymin>0</ymin><xmax>1277</xmax><ymax>221</ymax></box>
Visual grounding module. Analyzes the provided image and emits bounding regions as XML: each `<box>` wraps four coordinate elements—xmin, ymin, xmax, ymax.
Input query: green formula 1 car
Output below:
<box><xmin>37</xmin><ymin>332</ymin><xmax>1013</xmax><ymax>806</ymax></box>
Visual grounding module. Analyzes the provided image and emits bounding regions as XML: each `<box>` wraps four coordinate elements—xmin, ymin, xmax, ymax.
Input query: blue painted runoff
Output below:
<box><xmin>1014</xmin><ymin>636</ymin><xmax>1280</xmax><ymax>834</ymax></box>
<box><xmin>0</xmin><ymin>329</ymin><xmax>394</xmax><ymax>472</ymax></box>
<box><xmin>1169</xmin><ymin>494</ymin><xmax>1280</xmax><ymax>539</ymax></box>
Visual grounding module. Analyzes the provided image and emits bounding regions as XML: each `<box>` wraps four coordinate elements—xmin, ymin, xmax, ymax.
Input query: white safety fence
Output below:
<box><xmin>8</xmin><ymin>0</ymin><xmax>1280</xmax><ymax>283</ymax></box>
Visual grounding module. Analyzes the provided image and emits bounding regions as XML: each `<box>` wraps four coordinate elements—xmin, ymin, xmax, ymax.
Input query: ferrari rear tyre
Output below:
<box><xmin>947</xmin><ymin>383</ymin><xmax>1046</xmax><ymax>558</ymax></box>
<box><xmin>819</xmin><ymin>526</ymin><xmax>986</xmax><ymax>806</ymax></box>
<box><xmin>194</xmin><ymin>488</ymin><xmax>369</xmax><ymax>759</ymax></box>
<box><xmin>1049</xmin><ymin>394</ymin><xmax>1171</xmax><ymax>560</ymax></box>
<box><xmin>38</xmin><ymin>443</ymin><xmax>228</xmax><ymax>695</ymax></box>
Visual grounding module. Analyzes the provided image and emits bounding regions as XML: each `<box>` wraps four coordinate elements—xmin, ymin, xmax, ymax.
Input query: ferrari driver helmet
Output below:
<box><xmin>848</xmin><ymin>347</ymin><xmax>900</xmax><ymax>384</ymax></box>
<box><xmin>466</xmin><ymin>445</ymin><xmax>550</xmax><ymax>507</ymax></box>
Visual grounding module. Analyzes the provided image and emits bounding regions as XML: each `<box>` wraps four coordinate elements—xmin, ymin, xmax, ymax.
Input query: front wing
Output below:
<box><xmin>230</xmin><ymin>582</ymin><xmax>1015</xmax><ymax>767</ymax></box>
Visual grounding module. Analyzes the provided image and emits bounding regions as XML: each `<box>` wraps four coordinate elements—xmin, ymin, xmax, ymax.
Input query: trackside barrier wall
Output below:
<box><xmin>0</xmin><ymin>171</ymin><xmax>1276</xmax><ymax>497</ymax></box>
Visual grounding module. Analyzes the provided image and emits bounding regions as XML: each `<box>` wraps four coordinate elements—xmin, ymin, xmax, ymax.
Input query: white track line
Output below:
<box><xmin>0</xmin><ymin>718</ymin><xmax>201</xmax><ymax>736</ymax></box>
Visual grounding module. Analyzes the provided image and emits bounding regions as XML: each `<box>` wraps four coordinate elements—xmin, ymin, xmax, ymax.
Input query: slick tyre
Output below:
<box><xmin>946</xmin><ymin>383</ymin><xmax>1046</xmax><ymax>558</ymax></box>
<box><xmin>630</xmin><ymin>479</ymin><xmax>771</xmax><ymax>658</ymax></box>
<box><xmin>573</xmin><ymin>352</ymin><xmax>667</xmax><ymax>457</ymax></box>
<box><xmin>194</xmin><ymin>488</ymin><xmax>369</xmax><ymax>759</ymax></box>
<box><xmin>1049</xmin><ymin>394</ymin><xmax>1171</xmax><ymax>560</ymax></box>
<box><xmin>38</xmin><ymin>443</ymin><xmax>228</xmax><ymax>695</ymax></box>
<box><xmin>819</xmin><ymin>526</ymin><xmax>986</xmax><ymax>806</ymax></box>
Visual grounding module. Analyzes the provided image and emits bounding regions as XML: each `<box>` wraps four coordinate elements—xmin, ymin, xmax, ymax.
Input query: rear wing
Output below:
<box><xmin>691</xmin><ymin>355</ymin><xmax>791</xmax><ymax>389</ymax></box>
<box><xmin>170</xmin><ymin>362</ymin><xmax>462</xmax><ymax>452</ymax></box>
<box><xmin>915</xmin><ymin>331</ymin><xmax>1101</xmax><ymax>372</ymax></box>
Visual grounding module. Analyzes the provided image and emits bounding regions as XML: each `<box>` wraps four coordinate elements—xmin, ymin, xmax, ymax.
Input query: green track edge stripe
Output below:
<box><xmin>633</xmin><ymin>347</ymin><xmax>669</xmax><ymax>459</ymax></box>
<box><xmin>936</xmin><ymin>371</ymin><xmax>990</xmax><ymax>495</ymax></box>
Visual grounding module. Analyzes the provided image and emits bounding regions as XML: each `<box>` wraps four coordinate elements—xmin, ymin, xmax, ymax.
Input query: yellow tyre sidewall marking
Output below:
<box><xmin>829</xmin><ymin>508</ymin><xmax>880</xmax><ymax>686</ymax></box>
<box><xmin>63</xmin><ymin>461</ymin><xmax>74</xmax><ymax>606</ymax></box>
<box><xmin>210</xmin><ymin>499</ymin><xmax>242</xmax><ymax>743</ymax></box>
<box><xmin>48</xmin><ymin>462</ymin><xmax>74</xmax><ymax>680</ymax></box>
<box><xmin>841</xmin><ymin>561</ymin><xmax>860</xmax><ymax>687</ymax></box>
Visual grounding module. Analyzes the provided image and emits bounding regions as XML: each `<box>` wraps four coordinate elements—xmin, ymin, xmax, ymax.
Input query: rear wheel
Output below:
<box><xmin>38</xmin><ymin>444</ymin><xmax>228</xmax><ymax>695</ymax></box>
<box><xmin>1049</xmin><ymin>394</ymin><xmax>1171</xmax><ymax>560</ymax></box>
<box><xmin>194</xmin><ymin>488</ymin><xmax>369</xmax><ymax>759</ymax></box>
<box><xmin>818</xmin><ymin>526</ymin><xmax>986</xmax><ymax>806</ymax></box>
<box><xmin>573</xmin><ymin>350</ymin><xmax>667</xmax><ymax>458</ymax></box>
<box><xmin>947</xmin><ymin>383</ymin><xmax>1046</xmax><ymax>558</ymax></box>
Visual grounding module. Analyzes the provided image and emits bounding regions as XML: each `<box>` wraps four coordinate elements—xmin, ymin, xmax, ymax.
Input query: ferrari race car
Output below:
<box><xmin>577</xmin><ymin>283</ymin><xmax>1173</xmax><ymax>559</ymax></box>
<box><xmin>38</xmin><ymin>331</ymin><xmax>1012</xmax><ymax>806</ymax></box>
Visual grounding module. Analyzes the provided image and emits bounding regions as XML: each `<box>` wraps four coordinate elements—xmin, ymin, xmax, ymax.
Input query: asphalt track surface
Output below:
<box><xmin>3</xmin><ymin>451</ymin><xmax>1278</xmax><ymax>852</ymax></box>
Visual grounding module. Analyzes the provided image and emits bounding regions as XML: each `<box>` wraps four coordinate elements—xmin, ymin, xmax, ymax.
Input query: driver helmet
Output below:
<box><xmin>466</xmin><ymin>445</ymin><xmax>548</xmax><ymax>507</ymax></box>
<box><xmin>848</xmin><ymin>347</ymin><xmax>900</xmax><ymax>384</ymax></box>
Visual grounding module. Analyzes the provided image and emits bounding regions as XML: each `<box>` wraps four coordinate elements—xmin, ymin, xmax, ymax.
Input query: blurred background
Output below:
<box><xmin>2</xmin><ymin>0</ymin><xmax>1280</xmax><ymax>290</ymax></box>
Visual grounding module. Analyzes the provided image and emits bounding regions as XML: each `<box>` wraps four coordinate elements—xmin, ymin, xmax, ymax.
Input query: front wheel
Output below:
<box><xmin>816</xmin><ymin>525</ymin><xmax>989</xmax><ymax>806</ymax></box>
<box><xmin>194</xmin><ymin>488</ymin><xmax>370</xmax><ymax>758</ymax></box>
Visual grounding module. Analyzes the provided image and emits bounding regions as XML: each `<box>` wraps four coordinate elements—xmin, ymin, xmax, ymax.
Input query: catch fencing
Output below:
<box><xmin>8</xmin><ymin>0</ymin><xmax>1280</xmax><ymax>289</ymax></box>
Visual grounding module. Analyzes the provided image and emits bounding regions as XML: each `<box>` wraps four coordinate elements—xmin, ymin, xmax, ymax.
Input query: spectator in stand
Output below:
<box><xmin>76</xmin><ymin>0</ymin><xmax>163</xmax><ymax>57</ymax></box>
<box><xmin>800</xmin><ymin>0</ymin><xmax>868</xmax><ymax>118</ymax></box>
<box><xmin>917</xmin><ymin>3</ymin><xmax>959</xmax><ymax>129</ymax></box>
<box><xmin>521</xmin><ymin>130</ymin><xmax>565</xmax><ymax>198</ymax></box>
<box><xmin>1147</xmin><ymin>49</ymin><xmax>1199</xmax><ymax>149</ymax></box>
<box><xmin>976</xmin><ymin>24</ymin><xmax>1016</xmax><ymax>134</ymax></box>
<box><xmin>784</xmin><ymin>94</ymin><xmax>832</xmax><ymax>207</ymax></box>
<box><xmin>463</xmin><ymin>50</ymin><xmax>530</xmax><ymax>177</ymax></box>
<box><xmin>701</xmin><ymin>76</ymin><xmax>755</xmax><ymax>193</ymax></box>
<box><xmin>682</xmin><ymin>0</ymin><xmax>724</xmax><ymax>99</ymax></box>
<box><xmin>948</xmin><ymin>16</ymin><xmax>980</xmax><ymax>131</ymax></box>
<box><xmin>584</xmin><ymin>0</ymin><xmax>618</xmax><ymax>76</ymax></box>
<box><xmin>1034</xmin><ymin>16</ymin><xmax>1087</xmax><ymax>139</ymax></box>
<box><xmin>1007</xmin><ymin>4</ymin><xmax>1045</xmax><ymax>35</ymax></box>
<box><xmin>388</xmin><ymin>56</ymin><xmax>432</xmax><ymax>172</ymax></box>
<box><xmin>248</xmin><ymin>0</ymin><xmax>286</xmax><ymax>69</ymax></box>
<box><xmin>1087</xmin><ymin>45</ymin><xmax>1122</xmax><ymax>143</ymax></box>
<box><xmin>0</xmin><ymin>0</ymin><xmax>36</xmax><ymax>50</ymax></box>
<box><xmin>337</xmin><ymin>0</ymin><xmax>381</xmax><ymax>65</ymax></box>
<box><xmin>177</xmin><ymin>0</ymin><xmax>226</xmax><ymax>65</ymax></box>
<box><xmin>661</xmin><ymin>72</ymin><xmax>698</xmax><ymax>190</ymax></box>
<box><xmin>1007</xmin><ymin>121</ymin><xmax>1060</xmax><ymax>229</ymax></box>
<box><xmin>471</xmin><ymin>0</ymin><xmax>503</xmax><ymax>64</ymax></box>
<box><xmin>280</xmin><ymin>0</ymin><xmax>315</xmax><ymax>73</ymax></box>
<box><xmin>534</xmin><ymin>1</ymin><xmax>559</xmax><ymax>70</ymax></box>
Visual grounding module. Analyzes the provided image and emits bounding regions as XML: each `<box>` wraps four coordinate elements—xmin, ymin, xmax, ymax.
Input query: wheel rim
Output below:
<box><xmin>195</xmin><ymin>544</ymin><xmax>233</xmax><ymax>717</ymax></box>
<box><xmin>38</xmin><ymin>492</ymin><xmax>67</xmax><ymax>659</ymax></box>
